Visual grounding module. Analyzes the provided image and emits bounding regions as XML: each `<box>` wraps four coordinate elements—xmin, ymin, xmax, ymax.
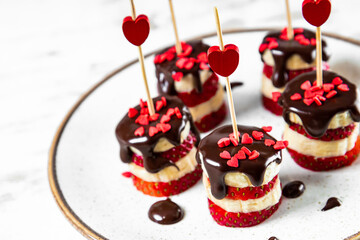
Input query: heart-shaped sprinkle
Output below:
<box><xmin>273</xmin><ymin>141</ymin><xmax>288</xmax><ymax>150</ymax></box>
<box><xmin>149</xmin><ymin>113</ymin><xmax>159</xmax><ymax>122</ymax></box>
<box><xmin>259</xmin><ymin>43</ymin><xmax>268</xmax><ymax>53</ymax></box>
<box><xmin>295</xmin><ymin>34</ymin><xmax>305</xmax><ymax>41</ymax></box>
<box><xmin>177</xmin><ymin>42</ymin><xmax>193</xmax><ymax>57</ymax></box>
<box><xmin>140</xmin><ymin>108</ymin><xmax>149</xmax><ymax>115</ymax></box>
<box><xmin>140</xmin><ymin>99</ymin><xmax>147</xmax><ymax>108</ymax></box>
<box><xmin>229</xmin><ymin>132</ymin><xmax>240</xmax><ymax>139</ymax></box>
<box><xmin>302</xmin><ymin>0</ymin><xmax>331</xmax><ymax>27</ymax></box>
<box><xmin>326</xmin><ymin>90</ymin><xmax>337</xmax><ymax>99</ymax></box>
<box><xmin>122</xmin><ymin>15</ymin><xmax>150</xmax><ymax>46</ymax></box>
<box><xmin>294</xmin><ymin>28</ymin><xmax>304</xmax><ymax>34</ymax></box>
<box><xmin>314</xmin><ymin>96</ymin><xmax>322</xmax><ymax>106</ymax></box>
<box><xmin>160</xmin><ymin>115</ymin><xmax>171</xmax><ymax>123</ymax></box>
<box><xmin>227</xmin><ymin>156</ymin><xmax>239</xmax><ymax>168</ymax></box>
<box><xmin>304</xmin><ymin>90</ymin><xmax>315</xmax><ymax>99</ymax></box>
<box><xmin>128</xmin><ymin>108</ymin><xmax>138</xmax><ymax>118</ymax></box>
<box><xmin>207</xmin><ymin>44</ymin><xmax>240</xmax><ymax>77</ymax></box>
<box><xmin>134</xmin><ymin>126</ymin><xmax>145</xmax><ymax>136</ymax></box>
<box><xmin>156</xmin><ymin>123</ymin><xmax>171</xmax><ymax>133</ymax></box>
<box><xmin>155</xmin><ymin>101</ymin><xmax>163</xmax><ymax>111</ymax></box>
<box><xmin>338</xmin><ymin>84</ymin><xmax>349</xmax><ymax>92</ymax></box>
<box><xmin>200</xmin><ymin>62</ymin><xmax>210</xmax><ymax>70</ymax></box>
<box><xmin>268</xmin><ymin>41</ymin><xmax>279</xmax><ymax>50</ymax></box>
<box><xmin>262</xmin><ymin>126</ymin><xmax>272</xmax><ymax>132</ymax></box>
<box><xmin>332</xmin><ymin>77</ymin><xmax>343</xmax><ymax>85</ymax></box>
<box><xmin>149</xmin><ymin>126</ymin><xmax>159</xmax><ymax>137</ymax></box>
<box><xmin>314</xmin><ymin>90</ymin><xmax>324</xmax><ymax>97</ymax></box>
<box><xmin>217</xmin><ymin>138</ymin><xmax>231</xmax><ymax>148</ymax></box>
<box><xmin>235</xmin><ymin>150</ymin><xmax>246</xmax><ymax>160</ymax></box>
<box><xmin>265</xmin><ymin>139</ymin><xmax>275</xmax><ymax>146</ymax></box>
<box><xmin>301</xmin><ymin>80</ymin><xmax>312</xmax><ymax>90</ymax></box>
<box><xmin>135</xmin><ymin>115</ymin><xmax>149</xmax><ymax>125</ymax></box>
<box><xmin>310</xmin><ymin>38</ymin><xmax>317</xmax><ymax>46</ymax></box>
<box><xmin>172</xmin><ymin>72</ymin><xmax>183</xmax><ymax>82</ymax></box>
<box><xmin>252</xmin><ymin>131</ymin><xmax>264</xmax><ymax>140</ymax></box>
<box><xmin>241</xmin><ymin>146</ymin><xmax>251</xmax><ymax>156</ymax></box>
<box><xmin>241</xmin><ymin>133</ymin><xmax>253</xmax><ymax>145</ymax></box>
<box><xmin>299</xmin><ymin>38</ymin><xmax>310</xmax><ymax>46</ymax></box>
<box><xmin>310</xmin><ymin>85</ymin><xmax>321</xmax><ymax>92</ymax></box>
<box><xmin>161</xmin><ymin>97</ymin><xmax>167</xmax><ymax>106</ymax></box>
<box><xmin>174</xmin><ymin>107</ymin><xmax>182</xmax><ymax>118</ymax></box>
<box><xmin>197</xmin><ymin>52</ymin><xmax>208</xmax><ymax>62</ymax></box>
<box><xmin>219</xmin><ymin>150</ymin><xmax>231</xmax><ymax>159</ymax></box>
<box><xmin>290</xmin><ymin>93</ymin><xmax>302</xmax><ymax>101</ymax></box>
<box><xmin>249</xmin><ymin>150</ymin><xmax>260</xmax><ymax>160</ymax></box>
<box><xmin>303</xmin><ymin>98</ymin><xmax>314</xmax><ymax>106</ymax></box>
<box><xmin>317</xmin><ymin>95</ymin><xmax>326</xmax><ymax>101</ymax></box>
<box><xmin>166</xmin><ymin>108</ymin><xmax>175</xmax><ymax>117</ymax></box>
<box><xmin>272</xmin><ymin>92</ymin><xmax>281</xmax><ymax>102</ymax></box>
<box><xmin>323</xmin><ymin>83</ymin><xmax>334</xmax><ymax>92</ymax></box>
<box><xmin>230</xmin><ymin>137</ymin><xmax>239</xmax><ymax>146</ymax></box>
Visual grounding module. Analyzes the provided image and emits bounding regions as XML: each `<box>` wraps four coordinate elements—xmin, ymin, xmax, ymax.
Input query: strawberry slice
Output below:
<box><xmin>289</xmin><ymin>123</ymin><xmax>355</xmax><ymax>141</ymax></box>
<box><xmin>262</xmin><ymin>95</ymin><xmax>283</xmax><ymax>116</ymax></box>
<box><xmin>194</xmin><ymin>103</ymin><xmax>227</xmax><ymax>133</ymax></box>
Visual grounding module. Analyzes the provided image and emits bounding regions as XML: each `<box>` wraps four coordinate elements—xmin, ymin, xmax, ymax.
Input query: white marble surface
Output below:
<box><xmin>1</xmin><ymin>0</ymin><xmax>360</xmax><ymax>239</ymax></box>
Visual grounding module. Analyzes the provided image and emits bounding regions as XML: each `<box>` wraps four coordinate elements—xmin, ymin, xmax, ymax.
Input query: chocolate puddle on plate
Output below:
<box><xmin>322</xmin><ymin>197</ymin><xmax>341</xmax><ymax>211</ymax></box>
<box><xmin>148</xmin><ymin>198</ymin><xmax>184</xmax><ymax>225</ymax></box>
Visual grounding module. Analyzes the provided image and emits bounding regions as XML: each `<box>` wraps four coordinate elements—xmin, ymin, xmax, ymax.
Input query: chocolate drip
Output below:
<box><xmin>321</xmin><ymin>197</ymin><xmax>341</xmax><ymax>211</ymax></box>
<box><xmin>280</xmin><ymin>71</ymin><xmax>360</xmax><ymax>138</ymax></box>
<box><xmin>148</xmin><ymin>198</ymin><xmax>184</xmax><ymax>225</ymax></box>
<box><xmin>260</xmin><ymin>28</ymin><xmax>329</xmax><ymax>88</ymax></box>
<box><xmin>282</xmin><ymin>181</ymin><xmax>305</xmax><ymax>198</ymax></box>
<box><xmin>155</xmin><ymin>40</ymin><xmax>211</xmax><ymax>95</ymax></box>
<box><xmin>115</xmin><ymin>95</ymin><xmax>200</xmax><ymax>173</ymax></box>
<box><xmin>196</xmin><ymin>125</ymin><xmax>282</xmax><ymax>199</ymax></box>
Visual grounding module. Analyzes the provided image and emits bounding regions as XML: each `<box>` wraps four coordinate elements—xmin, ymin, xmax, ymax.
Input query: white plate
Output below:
<box><xmin>49</xmin><ymin>29</ymin><xmax>360</xmax><ymax>240</ymax></box>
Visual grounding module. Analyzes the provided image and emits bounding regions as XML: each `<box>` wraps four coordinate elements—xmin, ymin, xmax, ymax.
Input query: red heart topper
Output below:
<box><xmin>122</xmin><ymin>14</ymin><xmax>150</xmax><ymax>46</ymax></box>
<box><xmin>207</xmin><ymin>44</ymin><xmax>239</xmax><ymax>77</ymax></box>
<box><xmin>302</xmin><ymin>0</ymin><xmax>331</xmax><ymax>27</ymax></box>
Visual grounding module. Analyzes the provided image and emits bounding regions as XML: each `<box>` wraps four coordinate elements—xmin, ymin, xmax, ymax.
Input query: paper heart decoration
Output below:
<box><xmin>122</xmin><ymin>14</ymin><xmax>150</xmax><ymax>46</ymax></box>
<box><xmin>207</xmin><ymin>44</ymin><xmax>239</xmax><ymax>77</ymax></box>
<box><xmin>302</xmin><ymin>0</ymin><xmax>331</xmax><ymax>27</ymax></box>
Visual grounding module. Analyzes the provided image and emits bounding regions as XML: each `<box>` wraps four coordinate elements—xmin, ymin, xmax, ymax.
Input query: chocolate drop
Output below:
<box><xmin>148</xmin><ymin>198</ymin><xmax>184</xmax><ymax>225</ymax></box>
<box><xmin>282</xmin><ymin>181</ymin><xmax>305</xmax><ymax>198</ymax></box>
<box><xmin>268</xmin><ymin>237</ymin><xmax>279</xmax><ymax>240</ymax></box>
<box><xmin>321</xmin><ymin>197</ymin><xmax>341</xmax><ymax>211</ymax></box>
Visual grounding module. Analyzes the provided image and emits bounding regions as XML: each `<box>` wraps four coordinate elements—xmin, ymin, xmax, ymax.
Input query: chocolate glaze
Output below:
<box><xmin>196</xmin><ymin>125</ymin><xmax>282</xmax><ymax>199</ymax></box>
<box><xmin>115</xmin><ymin>95</ymin><xmax>200</xmax><ymax>173</ymax></box>
<box><xmin>282</xmin><ymin>181</ymin><xmax>305</xmax><ymax>198</ymax></box>
<box><xmin>260</xmin><ymin>28</ymin><xmax>329</xmax><ymax>88</ymax></box>
<box><xmin>280</xmin><ymin>70</ymin><xmax>360</xmax><ymax>138</ymax></box>
<box><xmin>268</xmin><ymin>237</ymin><xmax>279</xmax><ymax>240</ymax></box>
<box><xmin>155</xmin><ymin>40</ymin><xmax>211</xmax><ymax>95</ymax></box>
<box><xmin>148</xmin><ymin>198</ymin><xmax>184</xmax><ymax>225</ymax></box>
<box><xmin>321</xmin><ymin>197</ymin><xmax>341</xmax><ymax>211</ymax></box>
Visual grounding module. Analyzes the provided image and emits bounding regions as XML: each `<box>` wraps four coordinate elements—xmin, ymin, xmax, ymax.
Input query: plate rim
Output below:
<box><xmin>48</xmin><ymin>27</ymin><xmax>360</xmax><ymax>240</ymax></box>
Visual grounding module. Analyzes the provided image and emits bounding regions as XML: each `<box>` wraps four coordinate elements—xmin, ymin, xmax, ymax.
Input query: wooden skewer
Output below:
<box><xmin>285</xmin><ymin>0</ymin><xmax>294</xmax><ymax>40</ymax></box>
<box><xmin>130</xmin><ymin>0</ymin><xmax>155</xmax><ymax>115</ymax></box>
<box><xmin>214</xmin><ymin>7</ymin><xmax>239</xmax><ymax>141</ymax></box>
<box><xmin>169</xmin><ymin>0</ymin><xmax>182</xmax><ymax>55</ymax></box>
<box><xmin>316</xmin><ymin>26</ymin><xmax>323</xmax><ymax>87</ymax></box>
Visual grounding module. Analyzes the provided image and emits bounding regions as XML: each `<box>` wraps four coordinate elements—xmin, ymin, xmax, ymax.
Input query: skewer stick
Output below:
<box><xmin>214</xmin><ymin>7</ymin><xmax>239</xmax><ymax>141</ymax></box>
<box><xmin>169</xmin><ymin>0</ymin><xmax>182</xmax><ymax>54</ymax></box>
<box><xmin>130</xmin><ymin>0</ymin><xmax>155</xmax><ymax>115</ymax></box>
<box><xmin>316</xmin><ymin>27</ymin><xmax>323</xmax><ymax>87</ymax></box>
<box><xmin>285</xmin><ymin>0</ymin><xmax>294</xmax><ymax>40</ymax></box>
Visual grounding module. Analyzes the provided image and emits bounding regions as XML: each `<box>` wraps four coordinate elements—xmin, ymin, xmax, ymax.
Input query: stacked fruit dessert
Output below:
<box><xmin>196</xmin><ymin>125</ymin><xmax>285</xmax><ymax>227</ymax></box>
<box><xmin>115</xmin><ymin>95</ymin><xmax>202</xmax><ymax>196</ymax></box>
<box><xmin>259</xmin><ymin>27</ymin><xmax>330</xmax><ymax>115</ymax></box>
<box><xmin>280</xmin><ymin>70</ymin><xmax>360</xmax><ymax>171</ymax></box>
<box><xmin>154</xmin><ymin>40</ymin><xmax>226</xmax><ymax>132</ymax></box>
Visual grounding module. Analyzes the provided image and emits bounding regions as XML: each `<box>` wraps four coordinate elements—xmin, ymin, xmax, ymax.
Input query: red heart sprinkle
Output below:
<box><xmin>200</xmin><ymin>62</ymin><xmax>210</xmax><ymax>70</ymax></box>
<box><xmin>290</xmin><ymin>93</ymin><xmax>302</xmax><ymax>101</ymax></box>
<box><xmin>128</xmin><ymin>108</ymin><xmax>138</xmax><ymax>118</ymax></box>
<box><xmin>279</xmin><ymin>34</ymin><xmax>288</xmax><ymax>40</ymax></box>
<box><xmin>259</xmin><ymin>43</ymin><xmax>268</xmax><ymax>53</ymax></box>
<box><xmin>165</xmin><ymin>52</ymin><xmax>175</xmax><ymax>61</ymax></box>
<box><xmin>273</xmin><ymin>141</ymin><xmax>287</xmax><ymax>150</ymax></box>
<box><xmin>268</xmin><ymin>41</ymin><xmax>279</xmax><ymax>50</ymax></box>
<box><xmin>323</xmin><ymin>83</ymin><xmax>334</xmax><ymax>92</ymax></box>
<box><xmin>135</xmin><ymin>115</ymin><xmax>149</xmax><ymax>125</ymax></box>
<box><xmin>241</xmin><ymin>133</ymin><xmax>253</xmax><ymax>145</ymax></box>
<box><xmin>184</xmin><ymin>59</ymin><xmax>195</xmax><ymax>70</ymax></box>
<box><xmin>249</xmin><ymin>150</ymin><xmax>260</xmax><ymax>160</ymax></box>
<box><xmin>157</xmin><ymin>123</ymin><xmax>171</xmax><ymax>133</ymax></box>
<box><xmin>197</xmin><ymin>52</ymin><xmax>208</xmax><ymax>62</ymax></box>
<box><xmin>272</xmin><ymin>92</ymin><xmax>281</xmax><ymax>102</ymax></box>
<box><xmin>174</xmin><ymin>107</ymin><xmax>182</xmax><ymax>119</ymax></box>
<box><xmin>262</xmin><ymin>126</ymin><xmax>272</xmax><ymax>132</ymax></box>
<box><xmin>299</xmin><ymin>38</ymin><xmax>310</xmax><ymax>46</ymax></box>
<box><xmin>302</xmin><ymin>0</ymin><xmax>332</xmax><ymax>27</ymax></box>
<box><xmin>312</xmin><ymin>80</ymin><xmax>318</xmax><ymax>86</ymax></box>
<box><xmin>149</xmin><ymin>113</ymin><xmax>159</xmax><ymax>122</ymax></box>
<box><xmin>134</xmin><ymin>126</ymin><xmax>145</xmax><ymax>136</ymax></box>
<box><xmin>122</xmin><ymin>15</ymin><xmax>150</xmax><ymax>46</ymax></box>
<box><xmin>177</xmin><ymin>43</ymin><xmax>193</xmax><ymax>57</ymax></box>
<box><xmin>161</xmin><ymin>96</ymin><xmax>167</xmax><ymax>106</ymax></box>
<box><xmin>303</xmin><ymin>98</ymin><xmax>314</xmax><ymax>106</ymax></box>
<box><xmin>318</xmin><ymin>95</ymin><xmax>326</xmax><ymax>101</ymax></box>
<box><xmin>229</xmin><ymin>132</ymin><xmax>240</xmax><ymax>139</ymax></box>
<box><xmin>332</xmin><ymin>77</ymin><xmax>343</xmax><ymax>85</ymax></box>
<box><xmin>314</xmin><ymin>96</ymin><xmax>322</xmax><ymax>106</ymax></box>
<box><xmin>338</xmin><ymin>84</ymin><xmax>349</xmax><ymax>92</ymax></box>
<box><xmin>304</xmin><ymin>90</ymin><xmax>316</xmax><ymax>99</ymax></box>
<box><xmin>156</xmin><ymin>101</ymin><xmax>164</xmax><ymax>111</ymax></box>
<box><xmin>140</xmin><ymin>108</ymin><xmax>149</xmax><ymax>115</ymax></box>
<box><xmin>207</xmin><ymin>44</ymin><xmax>240</xmax><ymax>77</ymax></box>
<box><xmin>140</xmin><ymin>99</ymin><xmax>147</xmax><ymax>108</ymax></box>
<box><xmin>266</xmin><ymin>37</ymin><xmax>277</xmax><ymax>42</ymax></box>
<box><xmin>294</xmin><ymin>34</ymin><xmax>305</xmax><ymax>41</ymax></box>
<box><xmin>314</xmin><ymin>90</ymin><xmax>324</xmax><ymax>97</ymax></box>
<box><xmin>310</xmin><ymin>85</ymin><xmax>321</xmax><ymax>92</ymax></box>
<box><xmin>301</xmin><ymin>80</ymin><xmax>312</xmax><ymax>90</ymax></box>
<box><xmin>311</xmin><ymin>38</ymin><xmax>316</xmax><ymax>46</ymax></box>
<box><xmin>217</xmin><ymin>138</ymin><xmax>231</xmax><ymax>148</ymax></box>
<box><xmin>176</xmin><ymin>58</ymin><xmax>187</xmax><ymax>69</ymax></box>
<box><xmin>166</xmin><ymin>108</ymin><xmax>175</xmax><ymax>117</ymax></box>
<box><xmin>149</xmin><ymin>126</ymin><xmax>159</xmax><ymax>137</ymax></box>
<box><xmin>326</xmin><ymin>90</ymin><xmax>337</xmax><ymax>99</ymax></box>
<box><xmin>219</xmin><ymin>150</ymin><xmax>231</xmax><ymax>159</ymax></box>
<box><xmin>265</xmin><ymin>139</ymin><xmax>275</xmax><ymax>146</ymax></box>
<box><xmin>241</xmin><ymin>146</ymin><xmax>251</xmax><ymax>156</ymax></box>
<box><xmin>230</xmin><ymin>137</ymin><xmax>239</xmax><ymax>146</ymax></box>
<box><xmin>235</xmin><ymin>150</ymin><xmax>246</xmax><ymax>160</ymax></box>
<box><xmin>294</xmin><ymin>28</ymin><xmax>304</xmax><ymax>34</ymax></box>
<box><xmin>160</xmin><ymin>115</ymin><xmax>171</xmax><ymax>123</ymax></box>
<box><xmin>252</xmin><ymin>131</ymin><xmax>264</xmax><ymax>140</ymax></box>
<box><xmin>172</xmin><ymin>72</ymin><xmax>183</xmax><ymax>82</ymax></box>
<box><xmin>227</xmin><ymin>156</ymin><xmax>239</xmax><ymax>168</ymax></box>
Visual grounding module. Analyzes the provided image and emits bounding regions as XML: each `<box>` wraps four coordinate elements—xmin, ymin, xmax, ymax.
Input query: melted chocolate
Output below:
<box><xmin>196</xmin><ymin>125</ymin><xmax>282</xmax><ymax>199</ymax></box>
<box><xmin>268</xmin><ymin>237</ymin><xmax>279</xmax><ymax>240</ymax></box>
<box><xmin>282</xmin><ymin>181</ymin><xmax>305</xmax><ymax>198</ymax></box>
<box><xmin>321</xmin><ymin>197</ymin><xmax>341</xmax><ymax>211</ymax></box>
<box><xmin>115</xmin><ymin>95</ymin><xmax>200</xmax><ymax>173</ymax></box>
<box><xmin>155</xmin><ymin>40</ymin><xmax>211</xmax><ymax>95</ymax></box>
<box><xmin>280</xmin><ymin>70</ymin><xmax>360</xmax><ymax>138</ymax></box>
<box><xmin>260</xmin><ymin>28</ymin><xmax>329</xmax><ymax>88</ymax></box>
<box><xmin>148</xmin><ymin>198</ymin><xmax>184</xmax><ymax>225</ymax></box>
